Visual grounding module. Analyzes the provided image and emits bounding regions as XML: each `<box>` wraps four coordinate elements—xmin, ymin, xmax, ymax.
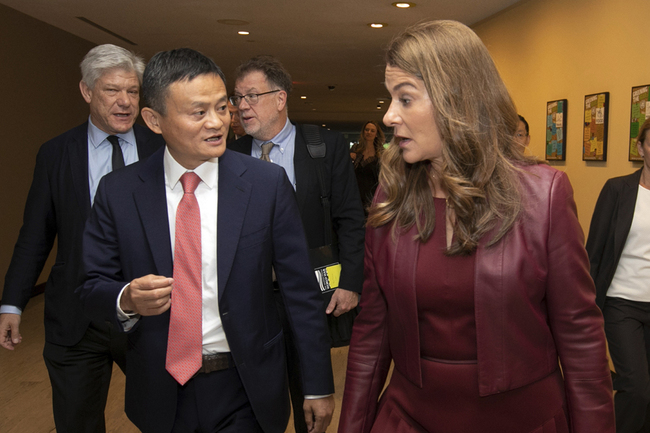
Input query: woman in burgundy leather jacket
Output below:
<box><xmin>338</xmin><ymin>20</ymin><xmax>614</xmax><ymax>433</ymax></box>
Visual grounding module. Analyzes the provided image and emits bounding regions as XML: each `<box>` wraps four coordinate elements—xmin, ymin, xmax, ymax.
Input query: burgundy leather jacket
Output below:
<box><xmin>339</xmin><ymin>164</ymin><xmax>614</xmax><ymax>433</ymax></box>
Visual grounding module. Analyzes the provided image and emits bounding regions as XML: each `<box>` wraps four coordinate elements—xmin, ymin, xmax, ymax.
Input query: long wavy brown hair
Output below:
<box><xmin>351</xmin><ymin>120</ymin><xmax>385</xmax><ymax>158</ymax></box>
<box><xmin>368</xmin><ymin>20</ymin><xmax>539</xmax><ymax>255</ymax></box>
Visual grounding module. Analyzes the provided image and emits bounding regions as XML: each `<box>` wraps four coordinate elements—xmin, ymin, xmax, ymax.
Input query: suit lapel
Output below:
<box><xmin>133</xmin><ymin>149</ymin><xmax>173</xmax><ymax>276</ymax></box>
<box><xmin>68</xmin><ymin>123</ymin><xmax>92</xmax><ymax>216</ymax></box>
<box><xmin>293</xmin><ymin>124</ymin><xmax>315</xmax><ymax>212</ymax></box>
<box><xmin>614</xmin><ymin>169</ymin><xmax>642</xmax><ymax>259</ymax></box>
<box><xmin>217</xmin><ymin>151</ymin><xmax>252</xmax><ymax>300</ymax></box>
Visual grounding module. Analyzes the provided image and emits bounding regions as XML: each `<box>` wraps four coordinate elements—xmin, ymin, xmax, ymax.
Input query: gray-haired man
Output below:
<box><xmin>0</xmin><ymin>44</ymin><xmax>164</xmax><ymax>432</ymax></box>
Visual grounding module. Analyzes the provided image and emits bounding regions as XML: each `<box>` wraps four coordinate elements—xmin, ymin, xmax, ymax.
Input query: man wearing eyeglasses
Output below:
<box><xmin>228</xmin><ymin>55</ymin><xmax>365</xmax><ymax>433</ymax></box>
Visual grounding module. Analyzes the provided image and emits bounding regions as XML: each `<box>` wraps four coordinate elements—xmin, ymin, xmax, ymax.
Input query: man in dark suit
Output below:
<box><xmin>228</xmin><ymin>55</ymin><xmax>365</xmax><ymax>433</ymax></box>
<box><xmin>78</xmin><ymin>48</ymin><xmax>335</xmax><ymax>433</ymax></box>
<box><xmin>0</xmin><ymin>44</ymin><xmax>164</xmax><ymax>432</ymax></box>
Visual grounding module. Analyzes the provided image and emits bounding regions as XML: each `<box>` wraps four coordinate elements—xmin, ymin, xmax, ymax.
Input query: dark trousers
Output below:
<box><xmin>274</xmin><ymin>291</ymin><xmax>309</xmax><ymax>433</ymax></box>
<box><xmin>43</xmin><ymin>320</ymin><xmax>127</xmax><ymax>433</ymax></box>
<box><xmin>604</xmin><ymin>297</ymin><xmax>650</xmax><ymax>433</ymax></box>
<box><xmin>172</xmin><ymin>361</ymin><xmax>263</xmax><ymax>433</ymax></box>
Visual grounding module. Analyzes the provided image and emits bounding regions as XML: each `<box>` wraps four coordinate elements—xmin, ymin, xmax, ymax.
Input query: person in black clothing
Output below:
<box><xmin>350</xmin><ymin>120</ymin><xmax>385</xmax><ymax>216</ymax></box>
<box><xmin>586</xmin><ymin>117</ymin><xmax>650</xmax><ymax>433</ymax></box>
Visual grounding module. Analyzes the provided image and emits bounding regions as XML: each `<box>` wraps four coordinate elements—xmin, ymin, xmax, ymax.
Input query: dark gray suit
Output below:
<box><xmin>2</xmin><ymin>121</ymin><xmax>164</xmax><ymax>432</ymax></box>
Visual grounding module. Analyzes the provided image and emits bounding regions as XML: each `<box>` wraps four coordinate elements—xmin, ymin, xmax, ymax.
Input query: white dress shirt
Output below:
<box><xmin>118</xmin><ymin>147</ymin><xmax>230</xmax><ymax>354</ymax></box>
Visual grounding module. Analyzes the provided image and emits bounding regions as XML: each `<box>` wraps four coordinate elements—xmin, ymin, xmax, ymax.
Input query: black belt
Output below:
<box><xmin>197</xmin><ymin>352</ymin><xmax>232</xmax><ymax>374</ymax></box>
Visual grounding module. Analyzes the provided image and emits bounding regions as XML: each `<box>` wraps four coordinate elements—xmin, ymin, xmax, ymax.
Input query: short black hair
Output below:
<box><xmin>143</xmin><ymin>48</ymin><xmax>226</xmax><ymax>115</ymax></box>
<box><xmin>234</xmin><ymin>55</ymin><xmax>292</xmax><ymax>95</ymax></box>
<box><xmin>517</xmin><ymin>114</ymin><xmax>529</xmax><ymax>135</ymax></box>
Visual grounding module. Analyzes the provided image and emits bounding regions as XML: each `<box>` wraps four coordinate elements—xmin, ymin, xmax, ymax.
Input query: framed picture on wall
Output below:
<box><xmin>629</xmin><ymin>84</ymin><xmax>650</xmax><ymax>161</ymax></box>
<box><xmin>545</xmin><ymin>99</ymin><xmax>567</xmax><ymax>161</ymax></box>
<box><xmin>583</xmin><ymin>92</ymin><xmax>609</xmax><ymax>161</ymax></box>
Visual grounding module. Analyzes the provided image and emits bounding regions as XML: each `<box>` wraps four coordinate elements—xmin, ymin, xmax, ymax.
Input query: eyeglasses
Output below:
<box><xmin>229</xmin><ymin>90</ymin><xmax>281</xmax><ymax>106</ymax></box>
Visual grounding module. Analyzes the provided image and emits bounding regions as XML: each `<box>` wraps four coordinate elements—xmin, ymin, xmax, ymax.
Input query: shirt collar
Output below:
<box><xmin>87</xmin><ymin>116</ymin><xmax>137</xmax><ymax>149</ymax></box>
<box><xmin>163</xmin><ymin>146</ymin><xmax>218</xmax><ymax>191</ymax></box>
<box><xmin>252</xmin><ymin>118</ymin><xmax>294</xmax><ymax>153</ymax></box>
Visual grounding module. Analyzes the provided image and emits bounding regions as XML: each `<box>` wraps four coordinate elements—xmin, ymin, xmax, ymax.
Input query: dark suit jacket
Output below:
<box><xmin>228</xmin><ymin>123</ymin><xmax>365</xmax><ymax>293</ymax></box>
<box><xmin>78</xmin><ymin>148</ymin><xmax>334</xmax><ymax>433</ymax></box>
<box><xmin>339</xmin><ymin>164</ymin><xmax>614</xmax><ymax>433</ymax></box>
<box><xmin>2</xmin><ymin>122</ymin><xmax>163</xmax><ymax>346</ymax></box>
<box><xmin>586</xmin><ymin>169</ymin><xmax>642</xmax><ymax>309</ymax></box>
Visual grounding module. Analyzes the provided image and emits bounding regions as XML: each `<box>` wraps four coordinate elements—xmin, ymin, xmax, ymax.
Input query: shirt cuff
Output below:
<box><xmin>0</xmin><ymin>305</ymin><xmax>22</xmax><ymax>315</ymax></box>
<box><xmin>304</xmin><ymin>394</ymin><xmax>333</xmax><ymax>400</ymax></box>
<box><xmin>116</xmin><ymin>283</ymin><xmax>140</xmax><ymax>331</ymax></box>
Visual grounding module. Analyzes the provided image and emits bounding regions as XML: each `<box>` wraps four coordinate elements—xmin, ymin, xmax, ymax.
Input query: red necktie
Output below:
<box><xmin>166</xmin><ymin>172</ymin><xmax>203</xmax><ymax>385</ymax></box>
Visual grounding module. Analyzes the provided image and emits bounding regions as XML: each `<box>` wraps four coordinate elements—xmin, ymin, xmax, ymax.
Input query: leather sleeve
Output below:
<box><xmin>545</xmin><ymin>172</ymin><xmax>615</xmax><ymax>433</ymax></box>
<box><xmin>338</xmin><ymin>224</ymin><xmax>392</xmax><ymax>433</ymax></box>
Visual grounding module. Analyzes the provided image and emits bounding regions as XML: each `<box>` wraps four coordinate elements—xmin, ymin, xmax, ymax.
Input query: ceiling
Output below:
<box><xmin>1</xmin><ymin>0</ymin><xmax>521</xmax><ymax>133</ymax></box>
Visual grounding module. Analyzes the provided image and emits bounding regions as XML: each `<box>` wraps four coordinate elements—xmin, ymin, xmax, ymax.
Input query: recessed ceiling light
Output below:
<box><xmin>368</xmin><ymin>23</ymin><xmax>387</xmax><ymax>29</ymax></box>
<box><xmin>392</xmin><ymin>2</ymin><xmax>415</xmax><ymax>8</ymax></box>
<box><xmin>322</xmin><ymin>124</ymin><xmax>326</xmax><ymax>127</ymax></box>
<box><xmin>301</xmin><ymin>96</ymin><xmax>307</xmax><ymax>99</ymax></box>
<box><xmin>238</xmin><ymin>31</ymin><xmax>249</xmax><ymax>35</ymax></box>
<box><xmin>379</xmin><ymin>100</ymin><xmax>385</xmax><ymax>104</ymax></box>
<box><xmin>377</xmin><ymin>105</ymin><xmax>382</xmax><ymax>109</ymax></box>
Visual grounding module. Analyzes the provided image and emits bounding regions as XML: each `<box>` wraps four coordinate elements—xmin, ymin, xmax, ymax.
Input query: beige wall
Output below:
<box><xmin>474</xmin><ymin>0</ymin><xmax>649</xmax><ymax>235</ymax></box>
<box><xmin>0</xmin><ymin>4</ymin><xmax>94</xmax><ymax>298</ymax></box>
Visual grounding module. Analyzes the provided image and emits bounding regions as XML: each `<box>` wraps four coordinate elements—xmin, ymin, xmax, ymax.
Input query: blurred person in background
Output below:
<box><xmin>514</xmin><ymin>114</ymin><xmax>530</xmax><ymax>148</ymax></box>
<box><xmin>350</xmin><ymin>121</ymin><xmax>385</xmax><ymax>217</ymax></box>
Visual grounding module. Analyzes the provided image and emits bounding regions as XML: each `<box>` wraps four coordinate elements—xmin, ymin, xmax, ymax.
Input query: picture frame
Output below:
<box><xmin>545</xmin><ymin>99</ymin><xmax>567</xmax><ymax>161</ymax></box>
<box><xmin>629</xmin><ymin>85</ymin><xmax>650</xmax><ymax>161</ymax></box>
<box><xmin>582</xmin><ymin>92</ymin><xmax>609</xmax><ymax>161</ymax></box>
